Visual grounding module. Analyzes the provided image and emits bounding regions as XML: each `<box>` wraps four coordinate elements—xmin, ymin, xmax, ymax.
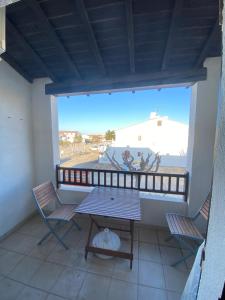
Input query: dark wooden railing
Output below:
<box><xmin>56</xmin><ymin>165</ymin><xmax>189</xmax><ymax>201</ymax></box>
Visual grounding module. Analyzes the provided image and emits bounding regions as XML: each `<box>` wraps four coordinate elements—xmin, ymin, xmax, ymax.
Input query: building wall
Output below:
<box><xmin>197</xmin><ymin>12</ymin><xmax>225</xmax><ymax>299</ymax></box>
<box><xmin>187</xmin><ymin>57</ymin><xmax>221</xmax><ymax>222</ymax></box>
<box><xmin>31</xmin><ymin>78</ymin><xmax>60</xmax><ymax>186</ymax></box>
<box><xmin>0</xmin><ymin>60</ymin><xmax>34</xmax><ymax>237</ymax></box>
<box><xmin>113</xmin><ymin>114</ymin><xmax>189</xmax><ymax>156</ymax></box>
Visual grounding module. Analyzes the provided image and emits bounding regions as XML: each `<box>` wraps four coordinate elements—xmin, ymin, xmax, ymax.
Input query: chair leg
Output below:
<box><xmin>37</xmin><ymin>231</ymin><xmax>52</xmax><ymax>245</ymax></box>
<box><xmin>50</xmin><ymin>228</ymin><xmax>69</xmax><ymax>250</ymax></box>
<box><xmin>72</xmin><ymin>219</ymin><xmax>81</xmax><ymax>231</ymax></box>
<box><xmin>171</xmin><ymin>252</ymin><xmax>194</xmax><ymax>267</ymax></box>
<box><xmin>39</xmin><ymin>221</ymin><xmax>69</xmax><ymax>250</ymax></box>
<box><xmin>170</xmin><ymin>236</ymin><xmax>196</xmax><ymax>267</ymax></box>
<box><xmin>60</xmin><ymin>222</ymin><xmax>74</xmax><ymax>240</ymax></box>
<box><xmin>37</xmin><ymin>220</ymin><xmax>61</xmax><ymax>245</ymax></box>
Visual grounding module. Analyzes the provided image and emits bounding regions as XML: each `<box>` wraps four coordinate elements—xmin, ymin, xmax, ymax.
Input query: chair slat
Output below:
<box><xmin>166</xmin><ymin>213</ymin><xmax>203</xmax><ymax>240</ymax></box>
<box><xmin>33</xmin><ymin>181</ymin><xmax>58</xmax><ymax>209</ymax></box>
<box><xmin>199</xmin><ymin>197</ymin><xmax>210</xmax><ymax>220</ymax></box>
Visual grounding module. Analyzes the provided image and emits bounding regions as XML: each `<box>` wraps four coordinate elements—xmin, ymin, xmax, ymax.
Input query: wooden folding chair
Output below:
<box><xmin>165</xmin><ymin>192</ymin><xmax>211</xmax><ymax>266</ymax></box>
<box><xmin>32</xmin><ymin>181</ymin><xmax>81</xmax><ymax>249</ymax></box>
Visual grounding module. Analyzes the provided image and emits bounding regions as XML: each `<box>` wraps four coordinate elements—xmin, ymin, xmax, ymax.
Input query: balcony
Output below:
<box><xmin>0</xmin><ymin>214</ymin><xmax>190</xmax><ymax>300</ymax></box>
<box><xmin>0</xmin><ymin>0</ymin><xmax>224</xmax><ymax>299</ymax></box>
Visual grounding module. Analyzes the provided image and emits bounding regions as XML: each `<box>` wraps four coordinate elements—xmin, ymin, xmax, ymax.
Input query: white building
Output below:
<box><xmin>59</xmin><ymin>130</ymin><xmax>79</xmax><ymax>143</ymax></box>
<box><xmin>113</xmin><ymin>112</ymin><xmax>189</xmax><ymax>156</ymax></box>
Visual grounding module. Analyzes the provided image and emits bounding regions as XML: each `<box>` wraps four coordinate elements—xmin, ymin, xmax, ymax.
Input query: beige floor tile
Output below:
<box><xmin>29</xmin><ymin>240</ymin><xmax>57</xmax><ymax>260</ymax></box>
<box><xmin>63</xmin><ymin>229</ymin><xmax>87</xmax><ymax>251</ymax></box>
<box><xmin>112</xmin><ymin>258</ymin><xmax>138</xmax><ymax>283</ymax></box>
<box><xmin>139</xmin><ymin>242</ymin><xmax>161</xmax><ymax>263</ymax></box>
<box><xmin>0</xmin><ymin>278</ymin><xmax>24</xmax><ymax>300</ymax></box>
<box><xmin>117</xmin><ymin>227</ymin><xmax>139</xmax><ymax>241</ymax></box>
<box><xmin>85</xmin><ymin>253</ymin><xmax>115</xmax><ymax>276</ymax></box>
<box><xmin>160</xmin><ymin>246</ymin><xmax>184</xmax><ymax>266</ymax></box>
<box><xmin>18</xmin><ymin>220</ymin><xmax>49</xmax><ymax>239</ymax></box>
<box><xmin>167</xmin><ymin>290</ymin><xmax>182</xmax><ymax>300</ymax></box>
<box><xmin>77</xmin><ymin>273</ymin><xmax>111</xmax><ymax>300</ymax></box>
<box><xmin>163</xmin><ymin>265</ymin><xmax>188</xmax><ymax>292</ymax></box>
<box><xmin>157</xmin><ymin>230</ymin><xmax>180</xmax><ymax>248</ymax></box>
<box><xmin>139</xmin><ymin>228</ymin><xmax>158</xmax><ymax>244</ymax></box>
<box><xmin>46</xmin><ymin>245</ymin><xmax>81</xmax><ymax>267</ymax></box>
<box><xmin>108</xmin><ymin>279</ymin><xmax>138</xmax><ymax>300</ymax></box>
<box><xmin>120</xmin><ymin>239</ymin><xmax>139</xmax><ymax>259</ymax></box>
<box><xmin>51</xmin><ymin>267</ymin><xmax>85</xmax><ymax>299</ymax></box>
<box><xmin>139</xmin><ymin>260</ymin><xmax>165</xmax><ymax>289</ymax></box>
<box><xmin>29</xmin><ymin>261</ymin><xmax>64</xmax><ymax>291</ymax></box>
<box><xmin>16</xmin><ymin>286</ymin><xmax>47</xmax><ymax>300</ymax></box>
<box><xmin>138</xmin><ymin>285</ymin><xmax>167</xmax><ymax>300</ymax></box>
<box><xmin>9</xmin><ymin>256</ymin><xmax>42</xmax><ymax>284</ymax></box>
<box><xmin>0</xmin><ymin>248</ymin><xmax>24</xmax><ymax>276</ymax></box>
<box><xmin>0</xmin><ymin>232</ymin><xmax>37</xmax><ymax>255</ymax></box>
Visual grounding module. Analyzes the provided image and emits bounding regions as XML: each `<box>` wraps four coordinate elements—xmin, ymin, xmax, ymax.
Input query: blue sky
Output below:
<box><xmin>57</xmin><ymin>87</ymin><xmax>191</xmax><ymax>134</ymax></box>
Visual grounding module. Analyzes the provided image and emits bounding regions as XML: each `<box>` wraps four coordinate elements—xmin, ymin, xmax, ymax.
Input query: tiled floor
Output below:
<box><xmin>0</xmin><ymin>215</ymin><xmax>192</xmax><ymax>300</ymax></box>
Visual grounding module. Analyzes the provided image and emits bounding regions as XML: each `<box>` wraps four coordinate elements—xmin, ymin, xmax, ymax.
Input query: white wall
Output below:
<box><xmin>197</xmin><ymin>11</ymin><xmax>225</xmax><ymax>299</ymax></box>
<box><xmin>0</xmin><ymin>60</ymin><xmax>34</xmax><ymax>237</ymax></box>
<box><xmin>187</xmin><ymin>57</ymin><xmax>221</xmax><ymax>220</ymax></box>
<box><xmin>114</xmin><ymin>114</ymin><xmax>189</xmax><ymax>156</ymax></box>
<box><xmin>31</xmin><ymin>78</ymin><xmax>60</xmax><ymax>185</ymax></box>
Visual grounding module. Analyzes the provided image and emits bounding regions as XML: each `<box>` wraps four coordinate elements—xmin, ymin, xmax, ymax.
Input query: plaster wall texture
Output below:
<box><xmin>197</xmin><ymin>19</ymin><xmax>225</xmax><ymax>300</ymax></box>
<box><xmin>113</xmin><ymin>113</ymin><xmax>188</xmax><ymax>156</ymax></box>
<box><xmin>0</xmin><ymin>60</ymin><xmax>34</xmax><ymax>237</ymax></box>
<box><xmin>31</xmin><ymin>78</ymin><xmax>60</xmax><ymax>186</ymax></box>
<box><xmin>187</xmin><ymin>57</ymin><xmax>221</xmax><ymax>220</ymax></box>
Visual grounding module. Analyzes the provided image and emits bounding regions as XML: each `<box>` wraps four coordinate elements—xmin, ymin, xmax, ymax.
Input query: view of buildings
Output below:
<box><xmin>59</xmin><ymin>112</ymin><xmax>188</xmax><ymax>170</ymax></box>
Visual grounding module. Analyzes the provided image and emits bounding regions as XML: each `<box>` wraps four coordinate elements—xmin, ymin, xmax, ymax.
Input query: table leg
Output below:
<box><xmin>85</xmin><ymin>218</ymin><xmax>94</xmax><ymax>260</ymax></box>
<box><xmin>130</xmin><ymin>220</ymin><xmax>134</xmax><ymax>269</ymax></box>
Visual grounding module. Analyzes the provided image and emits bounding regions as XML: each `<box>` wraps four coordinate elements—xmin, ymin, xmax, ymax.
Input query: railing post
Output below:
<box><xmin>56</xmin><ymin>164</ymin><xmax>59</xmax><ymax>189</ymax></box>
<box><xmin>137</xmin><ymin>173</ymin><xmax>141</xmax><ymax>190</ymax></box>
<box><xmin>185</xmin><ymin>172</ymin><xmax>189</xmax><ymax>202</ymax></box>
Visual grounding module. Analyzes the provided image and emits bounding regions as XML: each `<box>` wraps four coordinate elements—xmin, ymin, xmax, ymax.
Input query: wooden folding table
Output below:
<box><xmin>75</xmin><ymin>186</ymin><xmax>141</xmax><ymax>269</ymax></box>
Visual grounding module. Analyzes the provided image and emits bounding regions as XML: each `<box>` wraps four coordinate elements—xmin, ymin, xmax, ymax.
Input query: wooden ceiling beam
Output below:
<box><xmin>24</xmin><ymin>0</ymin><xmax>81</xmax><ymax>79</ymax></box>
<box><xmin>1</xmin><ymin>52</ymin><xmax>33</xmax><ymax>83</ymax></box>
<box><xmin>125</xmin><ymin>0</ymin><xmax>135</xmax><ymax>73</ymax></box>
<box><xmin>161</xmin><ymin>0</ymin><xmax>184</xmax><ymax>70</ymax></box>
<box><xmin>6</xmin><ymin>19</ymin><xmax>57</xmax><ymax>82</ymax></box>
<box><xmin>45</xmin><ymin>68</ymin><xmax>207</xmax><ymax>95</ymax></box>
<box><xmin>75</xmin><ymin>0</ymin><xmax>106</xmax><ymax>75</ymax></box>
<box><xmin>195</xmin><ymin>17</ymin><xmax>220</xmax><ymax>68</ymax></box>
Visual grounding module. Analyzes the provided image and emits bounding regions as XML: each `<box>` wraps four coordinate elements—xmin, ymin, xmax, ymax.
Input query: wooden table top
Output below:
<box><xmin>75</xmin><ymin>187</ymin><xmax>141</xmax><ymax>221</ymax></box>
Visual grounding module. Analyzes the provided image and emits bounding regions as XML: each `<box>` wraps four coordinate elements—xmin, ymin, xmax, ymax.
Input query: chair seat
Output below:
<box><xmin>166</xmin><ymin>213</ymin><xmax>204</xmax><ymax>240</ymax></box>
<box><xmin>47</xmin><ymin>204</ymin><xmax>77</xmax><ymax>221</ymax></box>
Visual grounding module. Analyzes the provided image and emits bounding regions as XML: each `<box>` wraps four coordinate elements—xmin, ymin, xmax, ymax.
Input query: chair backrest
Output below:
<box><xmin>32</xmin><ymin>181</ymin><xmax>58</xmax><ymax>210</ymax></box>
<box><xmin>198</xmin><ymin>192</ymin><xmax>211</xmax><ymax>221</ymax></box>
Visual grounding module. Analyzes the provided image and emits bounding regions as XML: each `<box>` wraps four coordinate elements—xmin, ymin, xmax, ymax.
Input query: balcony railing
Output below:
<box><xmin>56</xmin><ymin>165</ymin><xmax>189</xmax><ymax>201</ymax></box>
